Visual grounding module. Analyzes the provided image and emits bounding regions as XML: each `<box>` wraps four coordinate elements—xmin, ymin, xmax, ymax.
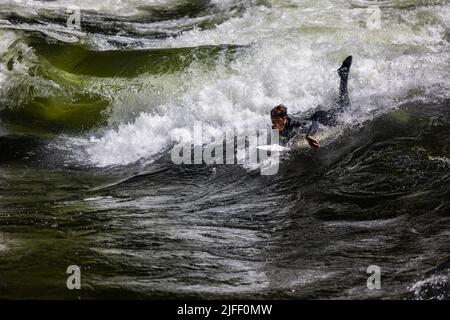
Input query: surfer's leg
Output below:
<box><xmin>307</xmin><ymin>57</ymin><xmax>353</xmax><ymax>133</ymax></box>
<box><xmin>337</xmin><ymin>55</ymin><xmax>352</xmax><ymax>112</ymax></box>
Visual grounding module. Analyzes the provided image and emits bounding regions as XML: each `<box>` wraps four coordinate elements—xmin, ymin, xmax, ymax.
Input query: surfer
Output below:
<box><xmin>270</xmin><ymin>55</ymin><xmax>353</xmax><ymax>148</ymax></box>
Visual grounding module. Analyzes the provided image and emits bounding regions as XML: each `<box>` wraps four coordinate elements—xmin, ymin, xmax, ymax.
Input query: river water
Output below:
<box><xmin>0</xmin><ymin>0</ymin><xmax>449</xmax><ymax>299</ymax></box>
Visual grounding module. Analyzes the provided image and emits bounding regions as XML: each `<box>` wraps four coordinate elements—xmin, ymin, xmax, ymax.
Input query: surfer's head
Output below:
<box><xmin>271</xmin><ymin>104</ymin><xmax>288</xmax><ymax>130</ymax></box>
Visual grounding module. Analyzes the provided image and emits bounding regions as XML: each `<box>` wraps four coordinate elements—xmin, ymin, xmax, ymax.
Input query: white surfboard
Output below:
<box><xmin>257</xmin><ymin>144</ymin><xmax>291</xmax><ymax>152</ymax></box>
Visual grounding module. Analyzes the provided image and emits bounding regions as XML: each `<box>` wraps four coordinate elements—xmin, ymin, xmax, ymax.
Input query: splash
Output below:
<box><xmin>77</xmin><ymin>1</ymin><xmax>449</xmax><ymax>166</ymax></box>
<box><xmin>0</xmin><ymin>0</ymin><xmax>449</xmax><ymax>166</ymax></box>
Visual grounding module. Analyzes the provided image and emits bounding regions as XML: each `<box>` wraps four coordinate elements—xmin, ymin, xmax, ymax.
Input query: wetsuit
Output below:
<box><xmin>279</xmin><ymin>56</ymin><xmax>352</xmax><ymax>144</ymax></box>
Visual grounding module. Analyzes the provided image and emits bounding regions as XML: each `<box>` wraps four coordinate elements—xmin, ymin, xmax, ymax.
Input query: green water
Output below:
<box><xmin>0</xmin><ymin>0</ymin><xmax>449</xmax><ymax>299</ymax></box>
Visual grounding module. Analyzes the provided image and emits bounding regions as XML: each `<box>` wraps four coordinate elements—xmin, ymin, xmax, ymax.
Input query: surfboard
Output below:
<box><xmin>257</xmin><ymin>144</ymin><xmax>291</xmax><ymax>152</ymax></box>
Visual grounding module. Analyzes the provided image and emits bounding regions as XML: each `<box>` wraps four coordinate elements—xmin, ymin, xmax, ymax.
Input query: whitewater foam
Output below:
<box><xmin>0</xmin><ymin>0</ymin><xmax>247</xmax><ymax>19</ymax></box>
<box><xmin>78</xmin><ymin>1</ymin><xmax>449</xmax><ymax>167</ymax></box>
<box><xmin>1</xmin><ymin>1</ymin><xmax>449</xmax><ymax>167</ymax></box>
<box><xmin>0</xmin><ymin>31</ymin><xmax>19</xmax><ymax>90</ymax></box>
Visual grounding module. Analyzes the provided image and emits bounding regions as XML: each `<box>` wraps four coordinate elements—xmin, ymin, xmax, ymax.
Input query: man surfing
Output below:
<box><xmin>270</xmin><ymin>55</ymin><xmax>353</xmax><ymax>148</ymax></box>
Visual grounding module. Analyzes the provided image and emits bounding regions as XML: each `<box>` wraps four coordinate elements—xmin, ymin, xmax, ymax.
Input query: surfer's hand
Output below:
<box><xmin>306</xmin><ymin>135</ymin><xmax>320</xmax><ymax>148</ymax></box>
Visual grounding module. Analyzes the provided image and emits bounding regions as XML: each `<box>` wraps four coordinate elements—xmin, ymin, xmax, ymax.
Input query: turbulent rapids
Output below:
<box><xmin>0</xmin><ymin>0</ymin><xmax>449</xmax><ymax>299</ymax></box>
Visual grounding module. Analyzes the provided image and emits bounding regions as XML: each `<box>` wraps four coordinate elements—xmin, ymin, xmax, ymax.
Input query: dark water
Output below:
<box><xmin>1</xmin><ymin>102</ymin><xmax>449</xmax><ymax>299</ymax></box>
<box><xmin>0</xmin><ymin>0</ymin><xmax>450</xmax><ymax>299</ymax></box>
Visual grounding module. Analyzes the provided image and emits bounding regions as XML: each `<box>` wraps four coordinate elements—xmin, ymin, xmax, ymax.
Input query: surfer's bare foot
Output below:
<box><xmin>306</xmin><ymin>135</ymin><xmax>320</xmax><ymax>148</ymax></box>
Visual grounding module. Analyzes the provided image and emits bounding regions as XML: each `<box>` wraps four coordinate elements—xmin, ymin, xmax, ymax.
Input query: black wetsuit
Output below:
<box><xmin>279</xmin><ymin>56</ymin><xmax>352</xmax><ymax>144</ymax></box>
